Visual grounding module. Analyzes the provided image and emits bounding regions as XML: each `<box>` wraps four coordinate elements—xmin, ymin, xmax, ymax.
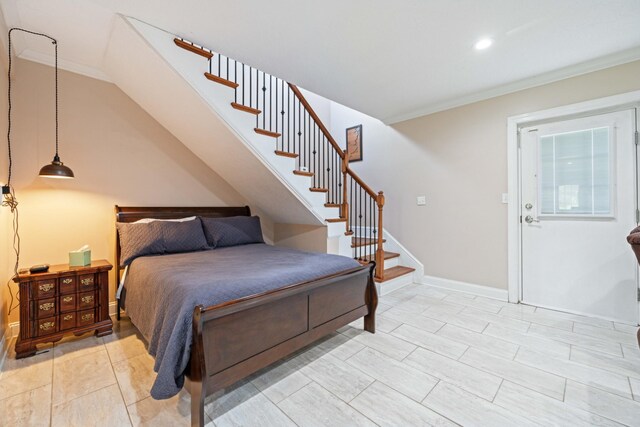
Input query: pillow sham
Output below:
<box><xmin>157</xmin><ymin>219</ymin><xmax>208</xmax><ymax>254</ymax></box>
<box><xmin>200</xmin><ymin>216</ymin><xmax>264</xmax><ymax>248</ymax></box>
<box><xmin>116</xmin><ymin>221</ymin><xmax>164</xmax><ymax>266</ymax></box>
<box><xmin>117</xmin><ymin>218</ymin><xmax>208</xmax><ymax>265</ymax></box>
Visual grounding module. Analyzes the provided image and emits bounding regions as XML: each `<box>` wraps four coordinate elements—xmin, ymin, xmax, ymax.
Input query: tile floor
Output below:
<box><xmin>2</xmin><ymin>283</ymin><xmax>640</xmax><ymax>426</ymax></box>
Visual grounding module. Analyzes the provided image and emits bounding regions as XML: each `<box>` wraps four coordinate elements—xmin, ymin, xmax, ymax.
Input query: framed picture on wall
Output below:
<box><xmin>346</xmin><ymin>124</ymin><xmax>363</xmax><ymax>162</ymax></box>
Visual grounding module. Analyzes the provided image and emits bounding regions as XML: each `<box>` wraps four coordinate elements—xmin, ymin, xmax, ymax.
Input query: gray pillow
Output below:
<box><xmin>117</xmin><ymin>222</ymin><xmax>164</xmax><ymax>266</ymax></box>
<box><xmin>157</xmin><ymin>219</ymin><xmax>208</xmax><ymax>254</ymax></box>
<box><xmin>200</xmin><ymin>216</ymin><xmax>264</xmax><ymax>248</ymax></box>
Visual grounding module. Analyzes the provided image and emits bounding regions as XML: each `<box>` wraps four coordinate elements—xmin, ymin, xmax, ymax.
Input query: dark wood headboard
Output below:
<box><xmin>114</xmin><ymin>205</ymin><xmax>251</xmax><ymax>278</ymax></box>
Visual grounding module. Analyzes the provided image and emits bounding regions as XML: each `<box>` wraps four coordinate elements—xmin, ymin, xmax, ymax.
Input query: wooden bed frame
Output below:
<box><xmin>114</xmin><ymin>206</ymin><xmax>377</xmax><ymax>426</ymax></box>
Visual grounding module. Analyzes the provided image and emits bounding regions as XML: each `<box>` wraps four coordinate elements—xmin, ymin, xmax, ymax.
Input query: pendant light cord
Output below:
<box><xmin>6</xmin><ymin>28</ymin><xmax>58</xmax><ymax>185</ymax></box>
<box><xmin>3</xmin><ymin>28</ymin><xmax>58</xmax><ymax>315</ymax></box>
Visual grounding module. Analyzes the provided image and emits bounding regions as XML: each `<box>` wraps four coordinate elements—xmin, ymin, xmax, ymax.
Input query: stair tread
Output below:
<box><xmin>275</xmin><ymin>150</ymin><xmax>298</xmax><ymax>158</ymax></box>
<box><xmin>344</xmin><ymin>231</ymin><xmax>354</xmax><ymax>236</ymax></box>
<box><xmin>204</xmin><ymin>72</ymin><xmax>239</xmax><ymax>89</ymax></box>
<box><xmin>351</xmin><ymin>237</ymin><xmax>386</xmax><ymax>248</ymax></box>
<box><xmin>255</xmin><ymin>128</ymin><xmax>281</xmax><ymax>138</ymax></box>
<box><xmin>375</xmin><ymin>266</ymin><xmax>415</xmax><ymax>283</ymax></box>
<box><xmin>174</xmin><ymin>38</ymin><xmax>213</xmax><ymax>60</ymax></box>
<box><xmin>358</xmin><ymin>251</ymin><xmax>400</xmax><ymax>263</ymax></box>
<box><xmin>309</xmin><ymin>187</ymin><xmax>329</xmax><ymax>192</ymax></box>
<box><xmin>326</xmin><ymin>218</ymin><xmax>346</xmax><ymax>223</ymax></box>
<box><xmin>231</xmin><ymin>102</ymin><xmax>261</xmax><ymax>115</ymax></box>
<box><xmin>325</xmin><ymin>203</ymin><xmax>341</xmax><ymax>208</ymax></box>
<box><xmin>293</xmin><ymin>170</ymin><xmax>313</xmax><ymax>177</ymax></box>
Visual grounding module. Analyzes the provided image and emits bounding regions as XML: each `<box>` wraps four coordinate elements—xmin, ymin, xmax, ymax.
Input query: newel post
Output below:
<box><xmin>375</xmin><ymin>191</ymin><xmax>385</xmax><ymax>281</ymax></box>
<box><xmin>342</xmin><ymin>155</ymin><xmax>350</xmax><ymax>233</ymax></box>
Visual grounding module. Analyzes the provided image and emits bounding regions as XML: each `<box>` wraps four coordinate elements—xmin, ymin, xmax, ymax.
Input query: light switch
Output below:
<box><xmin>501</xmin><ymin>193</ymin><xmax>509</xmax><ymax>204</ymax></box>
<box><xmin>416</xmin><ymin>196</ymin><xmax>426</xmax><ymax>206</ymax></box>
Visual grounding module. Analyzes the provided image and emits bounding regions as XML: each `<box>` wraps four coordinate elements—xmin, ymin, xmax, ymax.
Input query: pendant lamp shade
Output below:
<box><xmin>39</xmin><ymin>155</ymin><xmax>74</xmax><ymax>179</ymax></box>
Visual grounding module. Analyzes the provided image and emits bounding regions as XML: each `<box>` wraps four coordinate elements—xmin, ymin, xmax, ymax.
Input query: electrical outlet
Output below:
<box><xmin>416</xmin><ymin>196</ymin><xmax>426</xmax><ymax>206</ymax></box>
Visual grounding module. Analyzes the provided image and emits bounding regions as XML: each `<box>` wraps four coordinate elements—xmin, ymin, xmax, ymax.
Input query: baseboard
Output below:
<box><xmin>109</xmin><ymin>301</ymin><xmax>118</xmax><ymax>316</ymax></box>
<box><xmin>422</xmin><ymin>275</ymin><xmax>508</xmax><ymax>301</ymax></box>
<box><xmin>9</xmin><ymin>321</ymin><xmax>19</xmax><ymax>338</ymax></box>
<box><xmin>0</xmin><ymin>331</ymin><xmax>8</xmax><ymax>373</ymax></box>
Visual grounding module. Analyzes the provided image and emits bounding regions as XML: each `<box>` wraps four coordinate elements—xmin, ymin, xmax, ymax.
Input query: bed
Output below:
<box><xmin>115</xmin><ymin>206</ymin><xmax>377</xmax><ymax>427</ymax></box>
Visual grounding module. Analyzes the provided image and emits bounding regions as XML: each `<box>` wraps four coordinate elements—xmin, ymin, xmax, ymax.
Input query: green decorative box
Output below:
<box><xmin>69</xmin><ymin>249</ymin><xmax>91</xmax><ymax>267</ymax></box>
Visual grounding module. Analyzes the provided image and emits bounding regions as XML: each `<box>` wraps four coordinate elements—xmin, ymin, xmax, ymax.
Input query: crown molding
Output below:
<box><xmin>18</xmin><ymin>48</ymin><xmax>112</xmax><ymax>83</ymax></box>
<box><xmin>384</xmin><ymin>46</ymin><xmax>640</xmax><ymax>125</ymax></box>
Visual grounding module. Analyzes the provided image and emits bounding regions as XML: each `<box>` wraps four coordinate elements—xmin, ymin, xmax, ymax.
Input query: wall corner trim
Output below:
<box><xmin>421</xmin><ymin>275</ymin><xmax>508</xmax><ymax>301</ymax></box>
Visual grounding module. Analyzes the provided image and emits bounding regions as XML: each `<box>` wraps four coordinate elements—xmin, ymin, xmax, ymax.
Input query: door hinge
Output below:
<box><xmin>635</xmin><ymin>130</ymin><xmax>639</xmax><ymax>145</ymax></box>
<box><xmin>636</xmin><ymin>209</ymin><xmax>639</xmax><ymax>224</ymax></box>
<box><xmin>637</xmin><ymin>288</ymin><xmax>640</xmax><ymax>302</ymax></box>
<box><xmin>519</xmin><ymin>215</ymin><xmax>522</xmax><ymax>223</ymax></box>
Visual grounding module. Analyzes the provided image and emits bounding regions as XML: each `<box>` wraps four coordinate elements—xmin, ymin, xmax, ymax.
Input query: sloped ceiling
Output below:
<box><xmin>1</xmin><ymin>0</ymin><xmax>640</xmax><ymax>124</ymax></box>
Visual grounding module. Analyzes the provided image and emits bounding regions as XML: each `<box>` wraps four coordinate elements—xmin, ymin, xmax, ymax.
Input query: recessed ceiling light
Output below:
<box><xmin>474</xmin><ymin>38</ymin><xmax>493</xmax><ymax>50</ymax></box>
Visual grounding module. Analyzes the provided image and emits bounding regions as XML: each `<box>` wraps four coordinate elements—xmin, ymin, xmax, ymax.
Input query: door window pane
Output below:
<box><xmin>539</xmin><ymin>127</ymin><xmax>611</xmax><ymax>216</ymax></box>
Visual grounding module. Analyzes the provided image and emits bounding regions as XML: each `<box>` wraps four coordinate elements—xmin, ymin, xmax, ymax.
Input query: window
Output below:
<box><xmin>539</xmin><ymin>126</ymin><xmax>612</xmax><ymax>216</ymax></box>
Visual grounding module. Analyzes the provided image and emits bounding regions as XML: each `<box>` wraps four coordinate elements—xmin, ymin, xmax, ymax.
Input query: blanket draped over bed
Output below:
<box><xmin>121</xmin><ymin>243</ymin><xmax>361</xmax><ymax>399</ymax></box>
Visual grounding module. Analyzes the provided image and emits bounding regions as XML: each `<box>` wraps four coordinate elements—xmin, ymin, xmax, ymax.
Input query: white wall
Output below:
<box><xmin>329</xmin><ymin>60</ymin><xmax>640</xmax><ymax>290</ymax></box>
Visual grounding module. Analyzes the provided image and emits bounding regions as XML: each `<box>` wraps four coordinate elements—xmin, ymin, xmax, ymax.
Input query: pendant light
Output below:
<box><xmin>6</xmin><ymin>28</ymin><xmax>74</xmax><ymax>181</ymax></box>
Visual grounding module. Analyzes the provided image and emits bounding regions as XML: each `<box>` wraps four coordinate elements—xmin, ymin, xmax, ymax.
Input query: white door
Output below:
<box><xmin>520</xmin><ymin>109</ymin><xmax>639</xmax><ymax>324</ymax></box>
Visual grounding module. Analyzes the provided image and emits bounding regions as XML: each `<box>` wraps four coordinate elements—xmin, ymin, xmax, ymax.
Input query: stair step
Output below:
<box><xmin>204</xmin><ymin>72</ymin><xmax>239</xmax><ymax>89</ymax></box>
<box><xmin>344</xmin><ymin>231</ymin><xmax>354</xmax><ymax>236</ymax></box>
<box><xmin>358</xmin><ymin>251</ymin><xmax>400</xmax><ymax>263</ymax></box>
<box><xmin>275</xmin><ymin>150</ymin><xmax>298</xmax><ymax>158</ymax></box>
<box><xmin>174</xmin><ymin>38</ymin><xmax>213</xmax><ymax>60</ymax></box>
<box><xmin>326</xmin><ymin>218</ymin><xmax>346</xmax><ymax>223</ymax></box>
<box><xmin>325</xmin><ymin>203</ymin><xmax>341</xmax><ymax>208</ymax></box>
<box><xmin>231</xmin><ymin>102</ymin><xmax>261</xmax><ymax>115</ymax></box>
<box><xmin>309</xmin><ymin>187</ymin><xmax>329</xmax><ymax>193</ymax></box>
<box><xmin>351</xmin><ymin>237</ymin><xmax>386</xmax><ymax>248</ymax></box>
<box><xmin>255</xmin><ymin>128</ymin><xmax>281</xmax><ymax>138</ymax></box>
<box><xmin>293</xmin><ymin>170</ymin><xmax>313</xmax><ymax>177</ymax></box>
<box><xmin>375</xmin><ymin>266</ymin><xmax>415</xmax><ymax>283</ymax></box>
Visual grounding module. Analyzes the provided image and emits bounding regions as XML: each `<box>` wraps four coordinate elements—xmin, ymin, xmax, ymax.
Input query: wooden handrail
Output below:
<box><xmin>347</xmin><ymin>169</ymin><xmax>378</xmax><ymax>200</ymax></box>
<box><xmin>288</xmin><ymin>84</ymin><xmax>345</xmax><ymax>159</ymax></box>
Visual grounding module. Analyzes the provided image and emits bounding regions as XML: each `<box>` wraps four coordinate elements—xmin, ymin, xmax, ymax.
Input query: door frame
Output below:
<box><xmin>507</xmin><ymin>90</ymin><xmax>640</xmax><ymax>313</ymax></box>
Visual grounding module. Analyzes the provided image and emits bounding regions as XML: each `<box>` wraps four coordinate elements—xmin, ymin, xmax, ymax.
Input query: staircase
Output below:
<box><xmin>104</xmin><ymin>17</ymin><xmax>419</xmax><ymax>290</ymax></box>
<box><xmin>172</xmin><ymin>37</ymin><xmax>417</xmax><ymax>284</ymax></box>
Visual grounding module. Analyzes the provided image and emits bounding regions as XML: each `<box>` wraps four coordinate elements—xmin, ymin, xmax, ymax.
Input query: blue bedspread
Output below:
<box><xmin>121</xmin><ymin>243</ymin><xmax>361</xmax><ymax>399</ymax></box>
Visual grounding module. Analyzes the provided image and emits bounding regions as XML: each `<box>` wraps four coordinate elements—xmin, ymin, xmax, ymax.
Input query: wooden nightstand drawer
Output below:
<box><xmin>36</xmin><ymin>317</ymin><xmax>57</xmax><ymax>336</ymax></box>
<box><xmin>78</xmin><ymin>274</ymin><xmax>95</xmax><ymax>290</ymax></box>
<box><xmin>32</xmin><ymin>279</ymin><xmax>56</xmax><ymax>299</ymax></box>
<box><xmin>78</xmin><ymin>291</ymin><xmax>96</xmax><ymax>310</ymax></box>
<box><xmin>59</xmin><ymin>276</ymin><xmax>76</xmax><ymax>294</ymax></box>
<box><xmin>60</xmin><ymin>312</ymin><xmax>76</xmax><ymax>330</ymax></box>
<box><xmin>78</xmin><ymin>309</ymin><xmax>95</xmax><ymax>326</ymax></box>
<box><xmin>14</xmin><ymin>260</ymin><xmax>113</xmax><ymax>359</ymax></box>
<box><xmin>60</xmin><ymin>294</ymin><xmax>76</xmax><ymax>312</ymax></box>
<box><xmin>34</xmin><ymin>298</ymin><xmax>56</xmax><ymax>319</ymax></box>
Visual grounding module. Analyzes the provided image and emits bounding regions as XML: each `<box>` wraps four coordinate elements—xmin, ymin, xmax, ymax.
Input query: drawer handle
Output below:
<box><xmin>38</xmin><ymin>283</ymin><xmax>54</xmax><ymax>292</ymax></box>
<box><xmin>62</xmin><ymin>278</ymin><xmax>73</xmax><ymax>285</ymax></box>
<box><xmin>39</xmin><ymin>321</ymin><xmax>55</xmax><ymax>331</ymax></box>
<box><xmin>81</xmin><ymin>295</ymin><xmax>94</xmax><ymax>304</ymax></box>
<box><xmin>81</xmin><ymin>278</ymin><xmax>94</xmax><ymax>286</ymax></box>
<box><xmin>81</xmin><ymin>313</ymin><xmax>93</xmax><ymax>322</ymax></box>
<box><xmin>62</xmin><ymin>296</ymin><xmax>73</xmax><ymax>303</ymax></box>
<box><xmin>39</xmin><ymin>302</ymin><xmax>54</xmax><ymax>311</ymax></box>
<box><xmin>63</xmin><ymin>314</ymin><xmax>73</xmax><ymax>321</ymax></box>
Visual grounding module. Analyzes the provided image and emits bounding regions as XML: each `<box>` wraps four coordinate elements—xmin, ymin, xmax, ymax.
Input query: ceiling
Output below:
<box><xmin>1</xmin><ymin>0</ymin><xmax>639</xmax><ymax>124</ymax></box>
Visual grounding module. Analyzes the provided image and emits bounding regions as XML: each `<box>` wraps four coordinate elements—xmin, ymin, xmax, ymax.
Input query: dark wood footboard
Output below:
<box><xmin>186</xmin><ymin>263</ymin><xmax>377</xmax><ymax>427</ymax></box>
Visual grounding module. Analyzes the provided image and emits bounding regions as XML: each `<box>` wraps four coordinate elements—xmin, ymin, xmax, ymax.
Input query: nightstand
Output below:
<box><xmin>13</xmin><ymin>259</ymin><xmax>113</xmax><ymax>359</ymax></box>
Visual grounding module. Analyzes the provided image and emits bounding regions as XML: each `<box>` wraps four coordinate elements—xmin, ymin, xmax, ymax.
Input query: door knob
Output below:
<box><xmin>524</xmin><ymin>215</ymin><xmax>539</xmax><ymax>224</ymax></box>
<box><xmin>525</xmin><ymin>203</ymin><xmax>533</xmax><ymax>210</ymax></box>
